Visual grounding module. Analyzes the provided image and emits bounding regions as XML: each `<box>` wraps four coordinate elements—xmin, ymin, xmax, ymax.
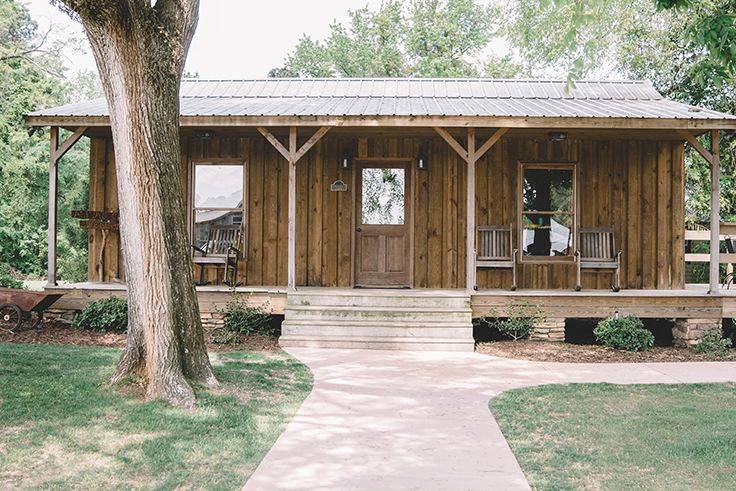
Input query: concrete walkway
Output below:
<box><xmin>245</xmin><ymin>349</ymin><xmax>736</xmax><ymax>490</ymax></box>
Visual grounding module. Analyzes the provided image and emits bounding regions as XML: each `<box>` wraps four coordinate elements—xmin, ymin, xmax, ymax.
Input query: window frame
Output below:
<box><xmin>189</xmin><ymin>158</ymin><xmax>248</xmax><ymax>257</ymax></box>
<box><xmin>517</xmin><ymin>161</ymin><xmax>578</xmax><ymax>264</ymax></box>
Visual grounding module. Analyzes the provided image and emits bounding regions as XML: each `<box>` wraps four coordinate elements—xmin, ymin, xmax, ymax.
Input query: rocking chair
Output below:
<box><xmin>192</xmin><ymin>225</ymin><xmax>242</xmax><ymax>286</ymax></box>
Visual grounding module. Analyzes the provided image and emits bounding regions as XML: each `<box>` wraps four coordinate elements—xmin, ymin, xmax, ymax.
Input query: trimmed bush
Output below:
<box><xmin>476</xmin><ymin>303</ymin><xmax>543</xmax><ymax>341</ymax></box>
<box><xmin>594</xmin><ymin>316</ymin><xmax>654</xmax><ymax>352</ymax></box>
<box><xmin>214</xmin><ymin>295</ymin><xmax>274</xmax><ymax>344</ymax></box>
<box><xmin>73</xmin><ymin>297</ymin><xmax>128</xmax><ymax>333</ymax></box>
<box><xmin>695</xmin><ymin>329</ymin><xmax>732</xmax><ymax>357</ymax></box>
<box><xmin>0</xmin><ymin>263</ymin><xmax>23</xmax><ymax>289</ymax></box>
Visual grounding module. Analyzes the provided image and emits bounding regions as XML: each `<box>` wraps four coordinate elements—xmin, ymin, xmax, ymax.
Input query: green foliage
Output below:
<box><xmin>695</xmin><ymin>329</ymin><xmax>733</xmax><ymax>357</ymax></box>
<box><xmin>270</xmin><ymin>0</ymin><xmax>499</xmax><ymax>77</ymax></box>
<box><xmin>0</xmin><ymin>0</ymin><xmax>94</xmax><ymax>281</ymax></box>
<box><xmin>0</xmin><ymin>262</ymin><xmax>23</xmax><ymax>289</ymax></box>
<box><xmin>594</xmin><ymin>316</ymin><xmax>654</xmax><ymax>351</ymax></box>
<box><xmin>476</xmin><ymin>302</ymin><xmax>544</xmax><ymax>341</ymax></box>
<box><xmin>73</xmin><ymin>296</ymin><xmax>128</xmax><ymax>333</ymax></box>
<box><xmin>214</xmin><ymin>295</ymin><xmax>274</xmax><ymax>344</ymax></box>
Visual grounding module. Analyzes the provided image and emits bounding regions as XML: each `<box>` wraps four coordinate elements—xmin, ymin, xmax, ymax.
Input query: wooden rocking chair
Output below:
<box><xmin>575</xmin><ymin>227</ymin><xmax>622</xmax><ymax>292</ymax></box>
<box><xmin>476</xmin><ymin>224</ymin><xmax>518</xmax><ymax>291</ymax></box>
<box><xmin>192</xmin><ymin>225</ymin><xmax>243</xmax><ymax>286</ymax></box>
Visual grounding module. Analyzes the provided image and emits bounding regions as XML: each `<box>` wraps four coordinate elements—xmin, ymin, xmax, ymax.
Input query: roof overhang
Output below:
<box><xmin>23</xmin><ymin>114</ymin><xmax>736</xmax><ymax>130</ymax></box>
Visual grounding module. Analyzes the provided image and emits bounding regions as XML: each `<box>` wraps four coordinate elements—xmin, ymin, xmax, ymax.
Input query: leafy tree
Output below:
<box><xmin>270</xmin><ymin>0</ymin><xmax>499</xmax><ymax>77</ymax></box>
<box><xmin>0</xmin><ymin>0</ymin><xmax>90</xmax><ymax>282</ymax></box>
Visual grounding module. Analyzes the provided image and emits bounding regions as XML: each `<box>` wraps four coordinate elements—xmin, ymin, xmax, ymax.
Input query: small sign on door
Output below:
<box><xmin>330</xmin><ymin>180</ymin><xmax>348</xmax><ymax>192</ymax></box>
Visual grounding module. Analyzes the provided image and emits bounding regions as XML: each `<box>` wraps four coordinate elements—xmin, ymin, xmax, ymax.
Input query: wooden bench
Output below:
<box><xmin>575</xmin><ymin>227</ymin><xmax>621</xmax><ymax>292</ymax></box>
<box><xmin>476</xmin><ymin>225</ymin><xmax>518</xmax><ymax>291</ymax></box>
<box><xmin>192</xmin><ymin>225</ymin><xmax>243</xmax><ymax>286</ymax></box>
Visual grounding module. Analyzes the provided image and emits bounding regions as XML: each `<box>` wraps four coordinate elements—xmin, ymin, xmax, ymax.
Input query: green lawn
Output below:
<box><xmin>491</xmin><ymin>383</ymin><xmax>736</xmax><ymax>490</ymax></box>
<box><xmin>0</xmin><ymin>343</ymin><xmax>312</xmax><ymax>489</ymax></box>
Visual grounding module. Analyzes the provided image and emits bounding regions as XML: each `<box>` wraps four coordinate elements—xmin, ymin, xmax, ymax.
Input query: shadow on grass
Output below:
<box><xmin>0</xmin><ymin>343</ymin><xmax>312</xmax><ymax>489</ymax></box>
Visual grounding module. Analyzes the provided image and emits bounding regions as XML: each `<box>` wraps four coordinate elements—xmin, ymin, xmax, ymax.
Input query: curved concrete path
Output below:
<box><xmin>245</xmin><ymin>349</ymin><xmax>736</xmax><ymax>490</ymax></box>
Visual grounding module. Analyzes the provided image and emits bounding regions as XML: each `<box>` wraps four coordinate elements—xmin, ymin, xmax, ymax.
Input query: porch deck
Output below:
<box><xmin>44</xmin><ymin>282</ymin><xmax>736</xmax><ymax>320</ymax></box>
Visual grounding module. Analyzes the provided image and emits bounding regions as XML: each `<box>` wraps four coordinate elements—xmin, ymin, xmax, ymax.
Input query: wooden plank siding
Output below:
<box><xmin>85</xmin><ymin>133</ymin><xmax>685</xmax><ymax>290</ymax></box>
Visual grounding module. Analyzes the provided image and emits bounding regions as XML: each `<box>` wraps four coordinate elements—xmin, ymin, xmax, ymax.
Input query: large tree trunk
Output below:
<box><xmin>62</xmin><ymin>0</ymin><xmax>216</xmax><ymax>407</ymax></box>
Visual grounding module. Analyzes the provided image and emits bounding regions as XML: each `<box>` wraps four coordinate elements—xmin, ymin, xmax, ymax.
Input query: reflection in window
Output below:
<box><xmin>193</xmin><ymin>164</ymin><xmax>244</xmax><ymax>253</ymax></box>
<box><xmin>361</xmin><ymin>168</ymin><xmax>405</xmax><ymax>225</ymax></box>
<box><xmin>521</xmin><ymin>167</ymin><xmax>574</xmax><ymax>257</ymax></box>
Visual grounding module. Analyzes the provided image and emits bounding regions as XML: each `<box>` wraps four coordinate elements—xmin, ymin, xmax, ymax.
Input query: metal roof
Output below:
<box><xmin>25</xmin><ymin>78</ymin><xmax>736</xmax><ymax>125</ymax></box>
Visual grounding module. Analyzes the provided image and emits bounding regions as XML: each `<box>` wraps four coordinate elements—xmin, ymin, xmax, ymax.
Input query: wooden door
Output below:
<box><xmin>355</xmin><ymin>161</ymin><xmax>412</xmax><ymax>287</ymax></box>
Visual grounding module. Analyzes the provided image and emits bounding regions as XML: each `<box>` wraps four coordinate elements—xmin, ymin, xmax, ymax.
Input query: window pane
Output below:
<box><xmin>522</xmin><ymin>213</ymin><xmax>573</xmax><ymax>257</ymax></box>
<box><xmin>194</xmin><ymin>165</ymin><xmax>243</xmax><ymax>209</ymax></box>
<box><xmin>523</xmin><ymin>168</ymin><xmax>573</xmax><ymax>213</ymax></box>
<box><xmin>361</xmin><ymin>168</ymin><xmax>405</xmax><ymax>225</ymax></box>
<box><xmin>194</xmin><ymin>210</ymin><xmax>243</xmax><ymax>252</ymax></box>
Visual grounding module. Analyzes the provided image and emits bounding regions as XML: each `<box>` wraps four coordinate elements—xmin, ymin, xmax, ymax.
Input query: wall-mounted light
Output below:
<box><xmin>548</xmin><ymin>131</ymin><xmax>567</xmax><ymax>142</ymax></box>
<box><xmin>194</xmin><ymin>130</ymin><xmax>214</xmax><ymax>139</ymax></box>
<box><xmin>340</xmin><ymin>150</ymin><xmax>352</xmax><ymax>169</ymax></box>
<box><xmin>417</xmin><ymin>142</ymin><xmax>429</xmax><ymax>170</ymax></box>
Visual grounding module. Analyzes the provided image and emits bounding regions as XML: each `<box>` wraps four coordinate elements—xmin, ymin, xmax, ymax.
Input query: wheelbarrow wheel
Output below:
<box><xmin>0</xmin><ymin>304</ymin><xmax>23</xmax><ymax>333</ymax></box>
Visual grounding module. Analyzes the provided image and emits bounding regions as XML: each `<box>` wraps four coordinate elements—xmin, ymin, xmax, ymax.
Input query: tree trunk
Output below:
<box><xmin>64</xmin><ymin>1</ymin><xmax>216</xmax><ymax>407</ymax></box>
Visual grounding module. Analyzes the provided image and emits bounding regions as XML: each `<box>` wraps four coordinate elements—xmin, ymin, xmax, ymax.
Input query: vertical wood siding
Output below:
<box><xmin>87</xmin><ymin>134</ymin><xmax>685</xmax><ymax>289</ymax></box>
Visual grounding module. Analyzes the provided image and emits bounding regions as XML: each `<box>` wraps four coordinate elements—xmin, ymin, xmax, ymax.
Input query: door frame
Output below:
<box><xmin>352</xmin><ymin>157</ymin><xmax>414</xmax><ymax>288</ymax></box>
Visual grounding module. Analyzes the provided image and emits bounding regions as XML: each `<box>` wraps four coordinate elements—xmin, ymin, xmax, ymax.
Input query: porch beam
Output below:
<box><xmin>47</xmin><ymin>127</ymin><xmax>60</xmax><ymax>286</ymax></box>
<box><xmin>292</xmin><ymin>126</ymin><xmax>330</xmax><ymax>163</ymax></box>
<box><xmin>678</xmin><ymin>130</ymin><xmax>713</xmax><ymax>164</ymax></box>
<box><xmin>473</xmin><ymin>127</ymin><xmax>508</xmax><ymax>162</ymax></box>
<box><xmin>466</xmin><ymin>128</ymin><xmax>476</xmax><ymax>292</ymax></box>
<box><xmin>434</xmin><ymin>127</ymin><xmax>469</xmax><ymax>163</ymax></box>
<box><xmin>256</xmin><ymin>127</ymin><xmax>292</xmax><ymax>162</ymax></box>
<box><xmin>52</xmin><ymin>126</ymin><xmax>88</xmax><ymax>162</ymax></box>
<box><xmin>709</xmin><ymin>129</ymin><xmax>720</xmax><ymax>293</ymax></box>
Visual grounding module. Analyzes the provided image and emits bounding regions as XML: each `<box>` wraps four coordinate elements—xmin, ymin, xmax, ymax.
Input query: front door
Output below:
<box><xmin>355</xmin><ymin>162</ymin><xmax>411</xmax><ymax>287</ymax></box>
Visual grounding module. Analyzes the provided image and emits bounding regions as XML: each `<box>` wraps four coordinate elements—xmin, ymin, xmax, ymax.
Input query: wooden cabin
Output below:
<box><xmin>25</xmin><ymin>78</ymin><xmax>736</xmax><ymax>350</ymax></box>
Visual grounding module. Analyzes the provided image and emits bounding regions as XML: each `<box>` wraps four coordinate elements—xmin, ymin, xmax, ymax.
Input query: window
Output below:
<box><xmin>361</xmin><ymin>167</ymin><xmax>405</xmax><ymax>225</ymax></box>
<box><xmin>519</xmin><ymin>163</ymin><xmax>576</xmax><ymax>260</ymax></box>
<box><xmin>192</xmin><ymin>162</ymin><xmax>244</xmax><ymax>253</ymax></box>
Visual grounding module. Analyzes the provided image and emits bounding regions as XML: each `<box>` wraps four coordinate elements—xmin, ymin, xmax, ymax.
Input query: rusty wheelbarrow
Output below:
<box><xmin>0</xmin><ymin>287</ymin><xmax>64</xmax><ymax>333</ymax></box>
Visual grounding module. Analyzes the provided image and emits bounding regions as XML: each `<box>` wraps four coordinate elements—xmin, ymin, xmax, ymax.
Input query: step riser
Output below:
<box><xmin>288</xmin><ymin>295</ymin><xmax>469</xmax><ymax>309</ymax></box>
<box><xmin>282</xmin><ymin>323</ymin><xmax>472</xmax><ymax>338</ymax></box>
<box><xmin>284</xmin><ymin>310</ymin><xmax>472</xmax><ymax>323</ymax></box>
<box><xmin>279</xmin><ymin>337</ymin><xmax>475</xmax><ymax>352</ymax></box>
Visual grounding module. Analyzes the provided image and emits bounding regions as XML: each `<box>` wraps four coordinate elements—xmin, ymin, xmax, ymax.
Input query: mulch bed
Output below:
<box><xmin>0</xmin><ymin>321</ymin><xmax>279</xmax><ymax>352</ymax></box>
<box><xmin>476</xmin><ymin>340</ymin><xmax>736</xmax><ymax>363</ymax></box>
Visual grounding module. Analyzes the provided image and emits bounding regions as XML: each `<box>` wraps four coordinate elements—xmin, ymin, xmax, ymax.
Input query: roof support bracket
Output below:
<box><xmin>434</xmin><ymin>126</ymin><xmax>508</xmax><ymax>164</ymax></box>
<box><xmin>677</xmin><ymin>130</ymin><xmax>714</xmax><ymax>164</ymax></box>
<box><xmin>257</xmin><ymin>126</ymin><xmax>331</xmax><ymax>164</ymax></box>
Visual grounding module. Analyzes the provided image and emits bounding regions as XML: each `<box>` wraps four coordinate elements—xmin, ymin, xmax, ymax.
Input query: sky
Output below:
<box><xmin>24</xmin><ymin>0</ymin><xmax>472</xmax><ymax>79</ymax></box>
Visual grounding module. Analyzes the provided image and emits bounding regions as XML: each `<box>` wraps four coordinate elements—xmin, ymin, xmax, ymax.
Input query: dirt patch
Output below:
<box><xmin>0</xmin><ymin>322</ymin><xmax>279</xmax><ymax>352</ymax></box>
<box><xmin>476</xmin><ymin>340</ymin><xmax>736</xmax><ymax>362</ymax></box>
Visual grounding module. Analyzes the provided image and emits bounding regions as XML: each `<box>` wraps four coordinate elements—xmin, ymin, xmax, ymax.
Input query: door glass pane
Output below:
<box><xmin>522</xmin><ymin>168</ymin><xmax>573</xmax><ymax>213</ymax></box>
<box><xmin>194</xmin><ymin>165</ymin><xmax>243</xmax><ymax>208</ymax></box>
<box><xmin>194</xmin><ymin>210</ymin><xmax>243</xmax><ymax>252</ymax></box>
<box><xmin>361</xmin><ymin>168</ymin><xmax>405</xmax><ymax>225</ymax></box>
<box><xmin>522</xmin><ymin>213</ymin><xmax>573</xmax><ymax>257</ymax></box>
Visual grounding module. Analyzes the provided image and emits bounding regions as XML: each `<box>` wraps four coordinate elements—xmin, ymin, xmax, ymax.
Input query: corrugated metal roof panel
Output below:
<box><xmin>26</xmin><ymin>78</ymin><xmax>736</xmax><ymax>121</ymax></box>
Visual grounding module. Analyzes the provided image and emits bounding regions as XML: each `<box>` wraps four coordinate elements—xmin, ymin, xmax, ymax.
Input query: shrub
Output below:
<box><xmin>73</xmin><ymin>297</ymin><xmax>128</xmax><ymax>333</ymax></box>
<box><xmin>214</xmin><ymin>295</ymin><xmax>274</xmax><ymax>344</ymax></box>
<box><xmin>594</xmin><ymin>316</ymin><xmax>654</xmax><ymax>352</ymax></box>
<box><xmin>695</xmin><ymin>329</ymin><xmax>732</xmax><ymax>357</ymax></box>
<box><xmin>476</xmin><ymin>303</ymin><xmax>543</xmax><ymax>341</ymax></box>
<box><xmin>0</xmin><ymin>263</ymin><xmax>23</xmax><ymax>289</ymax></box>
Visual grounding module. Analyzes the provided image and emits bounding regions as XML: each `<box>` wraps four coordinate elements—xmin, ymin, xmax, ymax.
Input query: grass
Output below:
<box><xmin>491</xmin><ymin>383</ymin><xmax>736</xmax><ymax>490</ymax></box>
<box><xmin>0</xmin><ymin>343</ymin><xmax>312</xmax><ymax>489</ymax></box>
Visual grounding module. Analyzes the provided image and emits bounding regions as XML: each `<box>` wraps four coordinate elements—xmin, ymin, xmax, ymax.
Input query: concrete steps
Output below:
<box><xmin>279</xmin><ymin>288</ymin><xmax>475</xmax><ymax>351</ymax></box>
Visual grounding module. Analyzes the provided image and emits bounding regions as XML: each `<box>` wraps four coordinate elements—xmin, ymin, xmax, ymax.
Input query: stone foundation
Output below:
<box><xmin>673</xmin><ymin>318</ymin><xmax>722</xmax><ymax>347</ymax></box>
<box><xmin>530</xmin><ymin>318</ymin><xmax>566</xmax><ymax>342</ymax></box>
<box><xmin>43</xmin><ymin>307</ymin><xmax>224</xmax><ymax>328</ymax></box>
<box><xmin>200</xmin><ymin>311</ymin><xmax>225</xmax><ymax>329</ymax></box>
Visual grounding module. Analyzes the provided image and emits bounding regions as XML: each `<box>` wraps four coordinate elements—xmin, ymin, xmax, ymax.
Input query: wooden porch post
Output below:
<box><xmin>47</xmin><ymin>127</ymin><xmax>59</xmax><ymax>286</ymax></box>
<box><xmin>466</xmin><ymin>128</ymin><xmax>476</xmax><ymax>292</ymax></box>
<box><xmin>710</xmin><ymin>129</ymin><xmax>720</xmax><ymax>293</ymax></box>
<box><xmin>257</xmin><ymin>126</ymin><xmax>330</xmax><ymax>291</ymax></box>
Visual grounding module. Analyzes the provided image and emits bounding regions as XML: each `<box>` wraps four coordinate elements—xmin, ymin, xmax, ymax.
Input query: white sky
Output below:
<box><xmin>23</xmin><ymin>0</ymin><xmax>501</xmax><ymax>79</ymax></box>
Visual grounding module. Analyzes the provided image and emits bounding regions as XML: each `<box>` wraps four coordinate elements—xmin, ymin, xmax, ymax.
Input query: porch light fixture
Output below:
<box><xmin>194</xmin><ymin>130</ymin><xmax>214</xmax><ymax>140</ymax></box>
<box><xmin>548</xmin><ymin>131</ymin><xmax>567</xmax><ymax>142</ymax></box>
<box><xmin>417</xmin><ymin>143</ymin><xmax>428</xmax><ymax>170</ymax></box>
<box><xmin>340</xmin><ymin>150</ymin><xmax>352</xmax><ymax>169</ymax></box>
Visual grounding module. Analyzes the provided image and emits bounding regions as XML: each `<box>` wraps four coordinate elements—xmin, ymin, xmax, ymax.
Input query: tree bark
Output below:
<box><xmin>60</xmin><ymin>0</ymin><xmax>217</xmax><ymax>407</ymax></box>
